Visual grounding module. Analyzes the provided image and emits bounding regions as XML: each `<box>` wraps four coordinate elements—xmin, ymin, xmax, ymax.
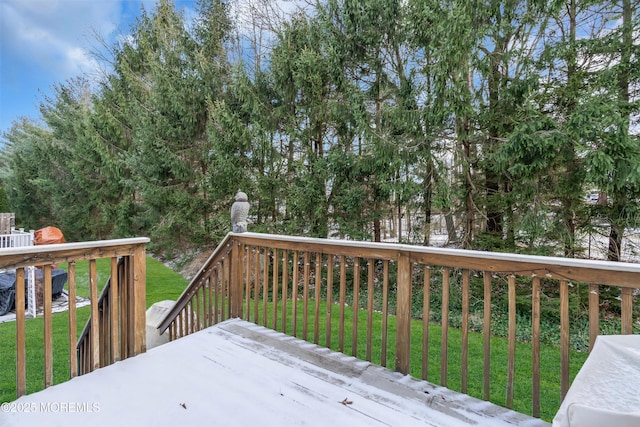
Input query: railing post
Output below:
<box><xmin>230</xmin><ymin>238</ymin><xmax>244</xmax><ymax>318</ymax></box>
<box><xmin>395</xmin><ymin>251</ymin><xmax>412</xmax><ymax>374</ymax></box>
<box><xmin>89</xmin><ymin>260</ymin><xmax>99</xmax><ymax>370</ymax></box>
<box><xmin>110</xmin><ymin>257</ymin><xmax>120</xmax><ymax>362</ymax></box>
<box><xmin>133</xmin><ymin>244</ymin><xmax>147</xmax><ymax>355</ymax></box>
<box><xmin>15</xmin><ymin>268</ymin><xmax>26</xmax><ymax>397</ymax></box>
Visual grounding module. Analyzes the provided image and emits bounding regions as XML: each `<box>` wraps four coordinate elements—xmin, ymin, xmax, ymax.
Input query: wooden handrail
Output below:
<box><xmin>157</xmin><ymin>232</ymin><xmax>639</xmax><ymax>420</ymax></box>
<box><xmin>156</xmin><ymin>233</ymin><xmax>234</xmax><ymax>334</ymax></box>
<box><xmin>3</xmin><ymin>238</ymin><xmax>149</xmax><ymax>398</ymax></box>
<box><xmin>231</xmin><ymin>233</ymin><xmax>640</xmax><ymax>287</ymax></box>
<box><xmin>0</xmin><ymin>238</ymin><xmax>149</xmax><ymax>269</ymax></box>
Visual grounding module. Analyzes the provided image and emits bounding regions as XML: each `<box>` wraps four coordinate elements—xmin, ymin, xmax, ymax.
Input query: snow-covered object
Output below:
<box><xmin>553</xmin><ymin>335</ymin><xmax>640</xmax><ymax>427</ymax></box>
<box><xmin>145</xmin><ymin>300</ymin><xmax>175</xmax><ymax>349</ymax></box>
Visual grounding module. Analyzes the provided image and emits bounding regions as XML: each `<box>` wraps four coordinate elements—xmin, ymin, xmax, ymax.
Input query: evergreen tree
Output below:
<box><xmin>270</xmin><ymin>16</ymin><xmax>334</xmax><ymax>237</ymax></box>
<box><xmin>0</xmin><ymin>0</ymin><xmax>637</xmax><ymax>260</ymax></box>
<box><xmin>0</xmin><ymin>119</ymin><xmax>56</xmax><ymax>229</ymax></box>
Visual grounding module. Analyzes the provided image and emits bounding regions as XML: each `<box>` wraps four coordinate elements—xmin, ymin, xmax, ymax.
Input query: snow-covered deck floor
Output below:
<box><xmin>1</xmin><ymin>318</ymin><xmax>549</xmax><ymax>426</ymax></box>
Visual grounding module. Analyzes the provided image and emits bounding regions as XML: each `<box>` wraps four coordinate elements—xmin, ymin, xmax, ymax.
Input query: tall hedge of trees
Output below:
<box><xmin>1</xmin><ymin>0</ymin><xmax>638</xmax><ymax>260</ymax></box>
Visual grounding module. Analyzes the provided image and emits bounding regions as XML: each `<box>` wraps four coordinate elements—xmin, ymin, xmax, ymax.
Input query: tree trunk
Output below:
<box><xmin>486</xmin><ymin>57</ymin><xmax>503</xmax><ymax>237</ymax></box>
<box><xmin>607</xmin><ymin>0</ymin><xmax>632</xmax><ymax>262</ymax></box>
<box><xmin>374</xmin><ymin>218</ymin><xmax>381</xmax><ymax>242</ymax></box>
<box><xmin>397</xmin><ymin>191</ymin><xmax>403</xmax><ymax>243</ymax></box>
<box><xmin>608</xmin><ymin>221</ymin><xmax>623</xmax><ymax>262</ymax></box>
<box><xmin>423</xmin><ymin>161</ymin><xmax>433</xmax><ymax>245</ymax></box>
<box><xmin>463</xmin><ymin>136</ymin><xmax>474</xmax><ymax>248</ymax></box>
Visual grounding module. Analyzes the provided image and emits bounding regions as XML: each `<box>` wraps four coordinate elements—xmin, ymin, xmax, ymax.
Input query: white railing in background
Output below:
<box><xmin>0</xmin><ymin>229</ymin><xmax>37</xmax><ymax>316</ymax></box>
<box><xmin>0</xmin><ymin>229</ymin><xmax>34</xmax><ymax>249</ymax></box>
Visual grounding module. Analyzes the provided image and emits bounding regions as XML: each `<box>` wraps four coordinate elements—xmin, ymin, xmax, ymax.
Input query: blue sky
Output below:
<box><xmin>0</xmin><ymin>0</ymin><xmax>168</xmax><ymax>134</ymax></box>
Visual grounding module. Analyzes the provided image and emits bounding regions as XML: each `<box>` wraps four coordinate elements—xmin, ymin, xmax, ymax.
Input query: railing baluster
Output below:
<box><xmin>506</xmin><ymin>274</ymin><xmax>516</xmax><ymax>408</ymax></box>
<box><xmin>204</xmin><ymin>275</ymin><xmax>211</xmax><ymax>328</ymax></box>
<box><xmin>219</xmin><ymin>261</ymin><xmax>225</xmax><ymax>323</ymax></box>
<box><xmin>109</xmin><ymin>258</ymin><xmax>119</xmax><ymax>362</ymax></box>
<box><xmin>314</xmin><ymin>252</ymin><xmax>322</xmax><ymax>345</ymax></box>
<box><xmin>119</xmin><ymin>257</ymin><xmax>129</xmax><ymax>355</ymax></box>
<box><xmin>126</xmin><ymin>255</ymin><xmax>135</xmax><ymax>357</ymax></box>
<box><xmin>262</xmin><ymin>248</ymin><xmax>269</xmax><ymax>326</ymax></box>
<box><xmin>68</xmin><ymin>262</ymin><xmax>78</xmax><ymax>377</ymax></box>
<box><xmin>282</xmin><ymin>250</ymin><xmax>288</xmax><ymax>334</ymax></box>
<box><xmin>201</xmin><ymin>282</ymin><xmax>206</xmax><ymax>328</ymax></box>
<box><xmin>560</xmin><ymin>279</ymin><xmax>570</xmax><ymax>401</ymax></box>
<box><xmin>227</xmin><ymin>255</ymin><xmax>233</xmax><ymax>321</ymax></box>
<box><xmin>100</xmin><ymin>297</ymin><xmax>108</xmax><ymax>365</ymax></box>
<box><xmin>396</xmin><ymin>252</ymin><xmax>411</xmax><ymax>374</ymax></box>
<box><xmin>303</xmin><ymin>252</ymin><xmax>310</xmax><ymax>341</ymax></box>
<box><xmin>245</xmin><ymin>246</ymin><xmax>252</xmax><ymax>322</ymax></box>
<box><xmin>228</xmin><ymin>247</ymin><xmax>234</xmax><ymax>320</ymax></box>
<box><xmin>89</xmin><ymin>260</ymin><xmax>99</xmax><ymax>372</ymax></box>
<box><xmin>16</xmin><ymin>267</ymin><xmax>26</xmax><ymax>397</ymax></box>
<box><xmin>589</xmin><ymin>283</ymin><xmax>599</xmax><ymax>352</ymax></box>
<box><xmin>183</xmin><ymin>307</ymin><xmax>188</xmax><ymax>336</ymax></box>
<box><xmin>532</xmin><ymin>276</ymin><xmax>541</xmax><ymax>418</ymax></box>
<box><xmin>381</xmin><ymin>260</ymin><xmax>389</xmax><ymax>368</ymax></box>
<box><xmin>175</xmin><ymin>309</ymin><xmax>180</xmax><ymax>338</ymax></box>
<box><xmin>291</xmin><ymin>251</ymin><xmax>299</xmax><ymax>337</ymax></box>
<box><xmin>233</xmin><ymin>242</ymin><xmax>244</xmax><ymax>319</ymax></box>
<box><xmin>325</xmin><ymin>255</ymin><xmax>334</xmax><ymax>349</ymax></box>
<box><xmin>197</xmin><ymin>288</ymin><xmax>203</xmax><ymax>331</ymax></box>
<box><xmin>199</xmin><ymin>280</ymin><xmax>206</xmax><ymax>330</ymax></box>
<box><xmin>621</xmin><ymin>287</ymin><xmax>633</xmax><ymax>334</ymax></box>
<box><xmin>99</xmin><ymin>297</ymin><xmax>105</xmax><ymax>365</ymax></box>
<box><xmin>183</xmin><ymin>308</ymin><xmax>188</xmax><ymax>337</ymax></box>
<box><xmin>422</xmin><ymin>266</ymin><xmax>430</xmax><ymax>381</ymax></box>
<box><xmin>201</xmin><ymin>285</ymin><xmax>206</xmax><ymax>329</ymax></box>
<box><xmin>441</xmin><ymin>267</ymin><xmax>450</xmax><ymax>387</ymax></box>
<box><xmin>483</xmin><ymin>272</ymin><xmax>491</xmax><ymax>401</ymax></box>
<box><xmin>366</xmin><ymin>259</ymin><xmax>374</xmax><ymax>362</ymax></box>
<box><xmin>253</xmin><ymin>249</ymin><xmax>260</xmax><ymax>325</ymax></box>
<box><xmin>339</xmin><ymin>255</ymin><xmax>346</xmax><ymax>353</ymax></box>
<box><xmin>352</xmin><ymin>257</ymin><xmax>360</xmax><ymax>357</ymax></box>
<box><xmin>214</xmin><ymin>268</ymin><xmax>220</xmax><ymax>326</ymax></box>
<box><xmin>220</xmin><ymin>259</ymin><xmax>227</xmax><ymax>322</ymax></box>
<box><xmin>189</xmin><ymin>301</ymin><xmax>195</xmax><ymax>334</ymax></box>
<box><xmin>272</xmin><ymin>248</ymin><xmax>279</xmax><ymax>330</ymax></box>
<box><xmin>461</xmin><ymin>269</ymin><xmax>470</xmax><ymax>394</ymax></box>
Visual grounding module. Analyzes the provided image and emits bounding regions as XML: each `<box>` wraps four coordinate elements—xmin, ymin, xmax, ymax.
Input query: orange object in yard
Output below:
<box><xmin>33</xmin><ymin>226</ymin><xmax>66</xmax><ymax>245</ymax></box>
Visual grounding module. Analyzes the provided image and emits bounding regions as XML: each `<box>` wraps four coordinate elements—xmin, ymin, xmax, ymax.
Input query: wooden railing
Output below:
<box><xmin>157</xmin><ymin>232</ymin><xmax>639</xmax><ymax>419</ymax></box>
<box><xmin>2</xmin><ymin>238</ymin><xmax>148</xmax><ymax>398</ymax></box>
<box><xmin>158</xmin><ymin>236</ymin><xmax>235</xmax><ymax>340</ymax></box>
<box><xmin>77</xmin><ymin>253</ymin><xmax>146</xmax><ymax>375</ymax></box>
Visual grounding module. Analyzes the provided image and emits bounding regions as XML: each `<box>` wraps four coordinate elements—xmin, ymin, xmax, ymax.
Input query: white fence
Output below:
<box><xmin>0</xmin><ymin>228</ymin><xmax>34</xmax><ymax>249</ymax></box>
<box><xmin>0</xmin><ymin>228</ymin><xmax>37</xmax><ymax>317</ymax></box>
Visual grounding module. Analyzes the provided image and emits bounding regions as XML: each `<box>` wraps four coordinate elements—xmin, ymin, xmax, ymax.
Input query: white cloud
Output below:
<box><xmin>0</xmin><ymin>0</ymin><xmax>135</xmax><ymax>80</ymax></box>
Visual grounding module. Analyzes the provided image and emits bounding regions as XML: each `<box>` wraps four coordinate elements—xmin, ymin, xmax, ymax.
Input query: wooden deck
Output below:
<box><xmin>1</xmin><ymin>319</ymin><xmax>549</xmax><ymax>426</ymax></box>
